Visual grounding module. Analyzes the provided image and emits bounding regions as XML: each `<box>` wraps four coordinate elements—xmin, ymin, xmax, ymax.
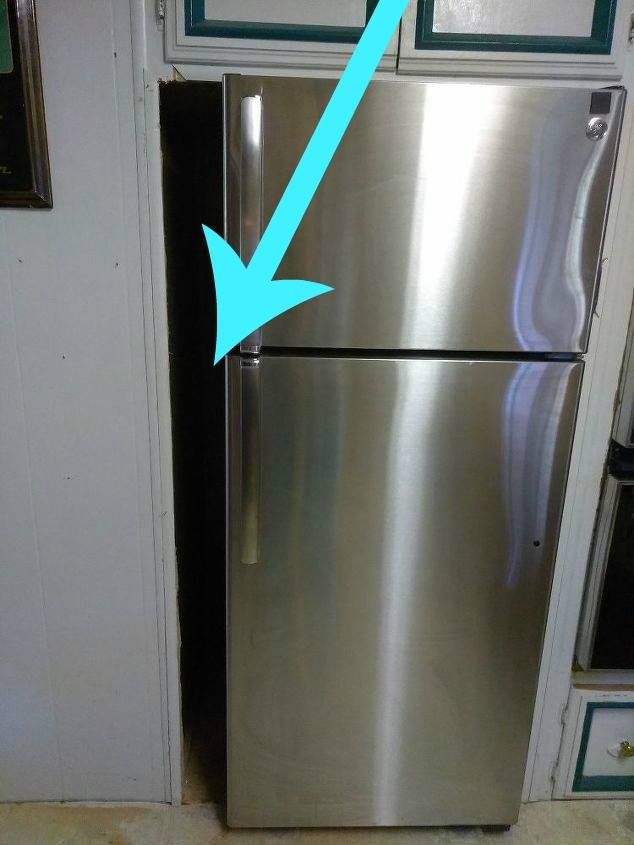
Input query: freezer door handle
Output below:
<box><xmin>241</xmin><ymin>358</ymin><xmax>261</xmax><ymax>565</ymax></box>
<box><xmin>240</xmin><ymin>95</ymin><xmax>263</xmax><ymax>355</ymax></box>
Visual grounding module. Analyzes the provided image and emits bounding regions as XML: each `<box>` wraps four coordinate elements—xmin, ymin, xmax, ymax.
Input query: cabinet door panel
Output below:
<box><xmin>201</xmin><ymin>0</ymin><xmax>367</xmax><ymax>31</ymax></box>
<box><xmin>399</xmin><ymin>0</ymin><xmax>629</xmax><ymax>80</ymax></box>
<box><xmin>165</xmin><ymin>0</ymin><xmax>398</xmax><ymax>70</ymax></box>
<box><xmin>431</xmin><ymin>0</ymin><xmax>597</xmax><ymax>39</ymax></box>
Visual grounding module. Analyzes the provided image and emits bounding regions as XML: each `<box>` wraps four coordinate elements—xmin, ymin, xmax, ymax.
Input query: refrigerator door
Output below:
<box><xmin>225</xmin><ymin>77</ymin><xmax>623</xmax><ymax>354</ymax></box>
<box><xmin>227</xmin><ymin>355</ymin><xmax>582</xmax><ymax>827</ymax></box>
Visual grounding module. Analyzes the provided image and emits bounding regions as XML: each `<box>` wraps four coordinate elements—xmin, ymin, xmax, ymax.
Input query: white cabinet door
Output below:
<box><xmin>165</xmin><ymin>0</ymin><xmax>398</xmax><ymax>70</ymax></box>
<box><xmin>555</xmin><ymin>689</ymin><xmax>634</xmax><ymax>798</ymax></box>
<box><xmin>399</xmin><ymin>0</ymin><xmax>632</xmax><ymax>79</ymax></box>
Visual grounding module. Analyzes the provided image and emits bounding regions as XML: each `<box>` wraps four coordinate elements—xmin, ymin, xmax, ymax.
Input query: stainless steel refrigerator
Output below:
<box><xmin>224</xmin><ymin>77</ymin><xmax>624</xmax><ymax>828</ymax></box>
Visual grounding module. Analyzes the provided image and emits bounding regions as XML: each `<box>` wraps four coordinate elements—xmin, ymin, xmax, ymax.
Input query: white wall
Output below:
<box><xmin>0</xmin><ymin>0</ymin><xmax>168</xmax><ymax>801</ymax></box>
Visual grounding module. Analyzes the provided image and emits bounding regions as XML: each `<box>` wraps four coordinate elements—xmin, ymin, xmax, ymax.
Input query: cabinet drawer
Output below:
<box><xmin>556</xmin><ymin>689</ymin><xmax>634</xmax><ymax>797</ymax></box>
<box><xmin>574</xmin><ymin>702</ymin><xmax>634</xmax><ymax>792</ymax></box>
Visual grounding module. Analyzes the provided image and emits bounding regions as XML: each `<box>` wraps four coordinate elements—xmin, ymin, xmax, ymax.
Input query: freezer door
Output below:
<box><xmin>225</xmin><ymin>77</ymin><xmax>623</xmax><ymax>354</ymax></box>
<box><xmin>227</xmin><ymin>355</ymin><xmax>583</xmax><ymax>827</ymax></box>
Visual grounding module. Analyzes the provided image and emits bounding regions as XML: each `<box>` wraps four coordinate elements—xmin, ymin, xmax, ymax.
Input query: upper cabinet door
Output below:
<box><xmin>165</xmin><ymin>0</ymin><xmax>399</xmax><ymax>70</ymax></box>
<box><xmin>399</xmin><ymin>0</ymin><xmax>631</xmax><ymax>79</ymax></box>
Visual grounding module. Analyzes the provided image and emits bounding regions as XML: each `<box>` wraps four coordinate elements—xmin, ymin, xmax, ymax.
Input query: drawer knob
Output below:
<box><xmin>618</xmin><ymin>740</ymin><xmax>634</xmax><ymax>759</ymax></box>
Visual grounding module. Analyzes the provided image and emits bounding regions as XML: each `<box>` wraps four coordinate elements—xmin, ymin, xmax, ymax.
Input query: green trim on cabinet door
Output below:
<box><xmin>185</xmin><ymin>0</ymin><xmax>380</xmax><ymax>44</ymax></box>
<box><xmin>573</xmin><ymin>702</ymin><xmax>634</xmax><ymax>793</ymax></box>
<box><xmin>0</xmin><ymin>0</ymin><xmax>12</xmax><ymax>73</ymax></box>
<box><xmin>414</xmin><ymin>0</ymin><xmax>617</xmax><ymax>54</ymax></box>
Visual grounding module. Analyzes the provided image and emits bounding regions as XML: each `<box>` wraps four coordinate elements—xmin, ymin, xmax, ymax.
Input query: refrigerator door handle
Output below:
<box><xmin>240</xmin><ymin>357</ymin><xmax>261</xmax><ymax>565</ymax></box>
<box><xmin>240</xmin><ymin>95</ymin><xmax>263</xmax><ymax>355</ymax></box>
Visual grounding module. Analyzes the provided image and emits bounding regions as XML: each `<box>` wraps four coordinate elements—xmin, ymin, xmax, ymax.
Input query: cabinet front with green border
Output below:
<box><xmin>165</xmin><ymin>0</ymin><xmax>398</xmax><ymax>70</ymax></box>
<box><xmin>399</xmin><ymin>0</ymin><xmax>629</xmax><ymax>79</ymax></box>
<box><xmin>185</xmin><ymin>0</ymin><xmax>380</xmax><ymax>44</ymax></box>
<box><xmin>573</xmin><ymin>703</ymin><xmax>634</xmax><ymax>794</ymax></box>
<box><xmin>166</xmin><ymin>0</ymin><xmax>628</xmax><ymax>78</ymax></box>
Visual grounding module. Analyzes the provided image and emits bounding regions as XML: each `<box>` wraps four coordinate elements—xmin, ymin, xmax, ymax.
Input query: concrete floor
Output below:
<box><xmin>0</xmin><ymin>800</ymin><xmax>632</xmax><ymax>844</ymax></box>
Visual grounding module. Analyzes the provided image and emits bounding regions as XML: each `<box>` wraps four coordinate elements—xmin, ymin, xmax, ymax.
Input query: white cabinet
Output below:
<box><xmin>556</xmin><ymin>689</ymin><xmax>634</xmax><ymax>797</ymax></box>
<box><xmin>399</xmin><ymin>0</ymin><xmax>632</xmax><ymax>79</ymax></box>
<box><xmin>165</xmin><ymin>0</ymin><xmax>631</xmax><ymax>78</ymax></box>
<box><xmin>164</xmin><ymin>0</ymin><xmax>398</xmax><ymax>70</ymax></box>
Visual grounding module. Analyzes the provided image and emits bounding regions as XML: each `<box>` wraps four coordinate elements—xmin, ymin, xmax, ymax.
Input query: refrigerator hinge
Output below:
<box><xmin>240</xmin><ymin>329</ymin><xmax>263</xmax><ymax>356</ymax></box>
<box><xmin>156</xmin><ymin>0</ymin><xmax>165</xmax><ymax>21</ymax></box>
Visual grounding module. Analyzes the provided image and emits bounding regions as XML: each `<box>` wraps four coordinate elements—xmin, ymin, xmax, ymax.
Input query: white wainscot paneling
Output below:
<box><xmin>0</xmin><ymin>0</ymin><xmax>167</xmax><ymax>801</ymax></box>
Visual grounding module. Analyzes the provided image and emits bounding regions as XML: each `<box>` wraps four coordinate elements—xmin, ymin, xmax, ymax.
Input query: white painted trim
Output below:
<box><xmin>172</xmin><ymin>62</ymin><xmax>627</xmax><ymax>87</ymax></box>
<box><xmin>113</xmin><ymin>0</ymin><xmax>169</xmax><ymax>801</ymax></box>
<box><xmin>147</xmin><ymin>74</ymin><xmax>184</xmax><ymax>805</ymax></box>
<box><xmin>131</xmin><ymin>0</ymin><xmax>182</xmax><ymax>804</ymax></box>
<box><xmin>523</xmin><ymin>44</ymin><xmax>634</xmax><ymax>801</ymax></box>
<box><xmin>553</xmin><ymin>687</ymin><xmax>585</xmax><ymax>797</ymax></box>
<box><xmin>172</xmin><ymin>63</ymin><xmax>402</xmax><ymax>81</ymax></box>
<box><xmin>145</xmin><ymin>72</ymin><xmax>184</xmax><ymax>806</ymax></box>
<box><xmin>572</xmin><ymin>670</ymin><xmax>634</xmax><ymax>685</ymax></box>
<box><xmin>554</xmin><ymin>687</ymin><xmax>634</xmax><ymax>798</ymax></box>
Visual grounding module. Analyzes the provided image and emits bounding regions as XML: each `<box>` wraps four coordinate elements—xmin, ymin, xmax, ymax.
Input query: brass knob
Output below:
<box><xmin>619</xmin><ymin>740</ymin><xmax>634</xmax><ymax>758</ymax></box>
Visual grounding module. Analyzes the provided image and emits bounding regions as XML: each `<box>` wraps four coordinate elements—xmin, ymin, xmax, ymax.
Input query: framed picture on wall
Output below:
<box><xmin>0</xmin><ymin>0</ymin><xmax>51</xmax><ymax>208</ymax></box>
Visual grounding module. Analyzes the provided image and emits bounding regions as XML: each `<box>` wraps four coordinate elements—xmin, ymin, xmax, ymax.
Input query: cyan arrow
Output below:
<box><xmin>204</xmin><ymin>0</ymin><xmax>409</xmax><ymax>364</ymax></box>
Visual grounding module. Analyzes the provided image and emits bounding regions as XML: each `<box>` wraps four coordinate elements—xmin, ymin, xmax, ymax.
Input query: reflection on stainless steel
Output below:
<box><xmin>511</xmin><ymin>100</ymin><xmax>608</xmax><ymax>354</ymax></box>
<box><xmin>239</xmin><ymin>95</ymin><xmax>262</xmax><ymax>266</ymax></box>
<box><xmin>238</xmin><ymin>95</ymin><xmax>264</xmax><ymax>354</ymax></box>
<box><xmin>501</xmin><ymin>363</ymin><xmax>582</xmax><ymax>588</ymax></box>
<box><xmin>225</xmin><ymin>77</ymin><xmax>623</xmax><ymax>354</ymax></box>
<box><xmin>227</xmin><ymin>356</ymin><xmax>582</xmax><ymax>827</ymax></box>
<box><xmin>240</xmin><ymin>358</ymin><xmax>261</xmax><ymax>566</ymax></box>
<box><xmin>373</xmin><ymin>361</ymin><xmax>444</xmax><ymax>822</ymax></box>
